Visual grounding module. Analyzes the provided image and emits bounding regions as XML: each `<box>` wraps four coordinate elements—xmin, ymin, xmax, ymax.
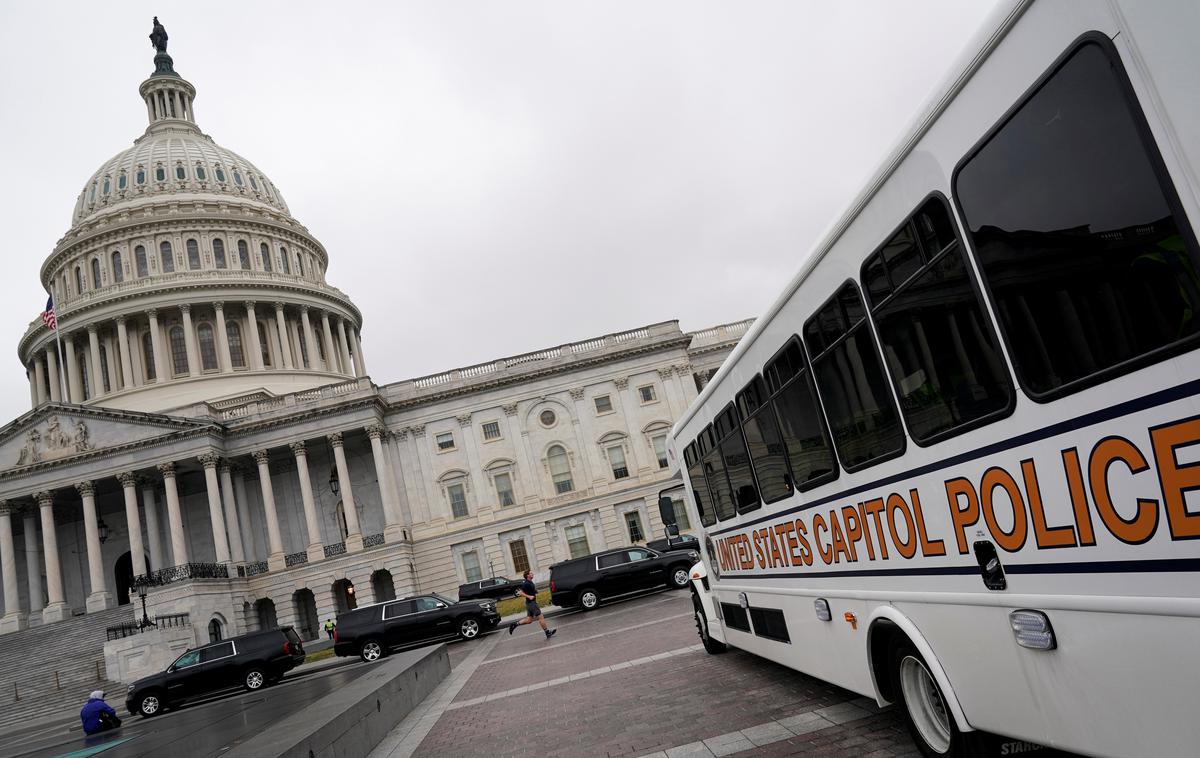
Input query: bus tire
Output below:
<box><xmin>888</xmin><ymin>638</ymin><xmax>982</xmax><ymax>757</ymax></box>
<box><xmin>693</xmin><ymin>594</ymin><xmax>726</xmax><ymax>654</ymax></box>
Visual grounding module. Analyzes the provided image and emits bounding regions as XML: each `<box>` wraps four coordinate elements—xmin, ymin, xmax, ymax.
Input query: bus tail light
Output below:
<box><xmin>1010</xmin><ymin>610</ymin><xmax>1056</xmax><ymax>650</ymax></box>
<box><xmin>814</xmin><ymin>598</ymin><xmax>831</xmax><ymax>622</ymax></box>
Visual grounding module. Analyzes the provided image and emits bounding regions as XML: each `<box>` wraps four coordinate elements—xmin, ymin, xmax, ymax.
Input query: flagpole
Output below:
<box><xmin>51</xmin><ymin>283</ymin><xmax>68</xmax><ymax>402</ymax></box>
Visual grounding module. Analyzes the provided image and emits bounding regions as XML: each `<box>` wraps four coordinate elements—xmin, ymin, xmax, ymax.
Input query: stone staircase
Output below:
<box><xmin>0</xmin><ymin>606</ymin><xmax>133</xmax><ymax>735</ymax></box>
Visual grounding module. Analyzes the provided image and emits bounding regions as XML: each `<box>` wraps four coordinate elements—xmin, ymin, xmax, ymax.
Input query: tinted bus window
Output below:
<box><xmin>716</xmin><ymin>404</ymin><xmax>760</xmax><ymax>514</ymax></box>
<box><xmin>955</xmin><ymin>39</ymin><xmax>1200</xmax><ymax>398</ymax></box>
<box><xmin>699</xmin><ymin>425</ymin><xmax>736</xmax><ymax>522</ymax></box>
<box><xmin>684</xmin><ymin>442</ymin><xmax>716</xmax><ymax>527</ymax></box>
<box><xmin>803</xmin><ymin>283</ymin><xmax>905</xmax><ymax>470</ymax></box>
<box><xmin>863</xmin><ymin>198</ymin><xmax>1013</xmax><ymax>443</ymax></box>
<box><xmin>737</xmin><ymin>375</ymin><xmax>794</xmax><ymax>504</ymax></box>
<box><xmin>764</xmin><ymin>338</ymin><xmax>837</xmax><ymax>490</ymax></box>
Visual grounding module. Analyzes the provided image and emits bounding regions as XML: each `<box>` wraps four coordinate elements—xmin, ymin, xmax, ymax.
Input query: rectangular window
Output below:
<box><xmin>494</xmin><ymin>472</ymin><xmax>515</xmax><ymax>507</ymax></box>
<box><xmin>625</xmin><ymin>512</ymin><xmax>644</xmax><ymax>543</ymax></box>
<box><xmin>652</xmin><ymin>435</ymin><xmax>669</xmax><ymax>468</ymax></box>
<box><xmin>684</xmin><ymin>443</ymin><xmax>716</xmax><ymax>527</ymax></box>
<box><xmin>509</xmin><ymin>539</ymin><xmax>530</xmax><ymax>574</ymax></box>
<box><xmin>955</xmin><ymin>39</ymin><xmax>1200</xmax><ymax>399</ymax></box>
<box><xmin>200</xmin><ymin>642</ymin><xmax>235</xmax><ymax>662</ymax></box>
<box><xmin>608</xmin><ymin>445</ymin><xmax>629</xmax><ymax>479</ymax></box>
<box><xmin>436</xmin><ymin>432</ymin><xmax>455</xmax><ymax>451</ymax></box>
<box><xmin>764</xmin><ymin>338</ymin><xmax>837</xmax><ymax>490</ymax></box>
<box><xmin>565</xmin><ymin>524</ymin><xmax>590</xmax><ymax>559</ymax></box>
<box><xmin>715</xmin><ymin>403</ymin><xmax>760</xmax><ymax>515</ymax></box>
<box><xmin>481</xmin><ymin>421</ymin><xmax>502</xmax><ymax>441</ymax></box>
<box><xmin>382</xmin><ymin>599</ymin><xmax>417</xmax><ymax>620</ymax></box>
<box><xmin>461</xmin><ymin>551</ymin><xmax>482</xmax><ymax>583</ymax></box>
<box><xmin>598</xmin><ymin>551</ymin><xmax>627</xmax><ymax>569</ymax></box>
<box><xmin>638</xmin><ymin>385</ymin><xmax>657</xmax><ymax>403</ymax></box>
<box><xmin>863</xmin><ymin>198</ymin><xmax>1012</xmax><ymax>443</ymax></box>
<box><xmin>594</xmin><ymin>395</ymin><xmax>613</xmax><ymax>414</ymax></box>
<box><xmin>804</xmin><ymin>284</ymin><xmax>905</xmax><ymax>471</ymax></box>
<box><xmin>736</xmin><ymin>375</ymin><xmax>794</xmax><ymax>504</ymax></box>
<box><xmin>448</xmin><ymin>483</ymin><xmax>468</xmax><ymax>518</ymax></box>
<box><xmin>671</xmin><ymin>498</ymin><xmax>691</xmax><ymax>531</ymax></box>
<box><xmin>699</xmin><ymin>425</ymin><xmax>737</xmax><ymax>522</ymax></box>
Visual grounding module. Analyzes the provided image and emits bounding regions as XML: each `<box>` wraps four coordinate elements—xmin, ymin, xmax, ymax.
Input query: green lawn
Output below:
<box><xmin>304</xmin><ymin>647</ymin><xmax>336</xmax><ymax>664</ymax></box>
<box><xmin>495</xmin><ymin>589</ymin><xmax>551</xmax><ymax>617</ymax></box>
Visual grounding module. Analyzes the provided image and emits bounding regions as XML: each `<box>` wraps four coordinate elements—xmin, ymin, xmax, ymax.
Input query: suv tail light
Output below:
<box><xmin>333</xmin><ymin>629</ymin><xmax>338</xmax><ymax>643</ymax></box>
<box><xmin>550</xmin><ymin>579</ymin><xmax>556</xmax><ymax>592</ymax></box>
<box><xmin>283</xmin><ymin>641</ymin><xmax>291</xmax><ymax>655</ymax></box>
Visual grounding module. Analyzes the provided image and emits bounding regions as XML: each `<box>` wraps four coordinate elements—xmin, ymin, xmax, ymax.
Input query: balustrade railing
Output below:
<box><xmin>285</xmin><ymin>551</ymin><xmax>309</xmax><ymax>567</ymax></box>
<box><xmin>323</xmin><ymin>542</ymin><xmax>347</xmax><ymax>558</ymax></box>
<box><xmin>363</xmin><ymin>533</ymin><xmax>385</xmax><ymax>549</ymax></box>
<box><xmin>133</xmin><ymin>562</ymin><xmax>229</xmax><ymax>588</ymax></box>
<box><xmin>244</xmin><ymin>561</ymin><xmax>269</xmax><ymax>576</ymax></box>
<box><xmin>105</xmin><ymin>612</ymin><xmax>191</xmax><ymax>641</ymax></box>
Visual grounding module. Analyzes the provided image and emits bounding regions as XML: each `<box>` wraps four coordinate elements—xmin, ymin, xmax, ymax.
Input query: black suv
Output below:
<box><xmin>550</xmin><ymin>546</ymin><xmax>699</xmax><ymax>610</ymax></box>
<box><xmin>646</xmin><ymin>535</ymin><xmax>700</xmax><ymax>554</ymax></box>
<box><xmin>126</xmin><ymin>627</ymin><xmax>305</xmax><ymax>718</ymax></box>
<box><xmin>333</xmin><ymin>592</ymin><xmax>501</xmax><ymax>663</ymax></box>
<box><xmin>458</xmin><ymin>576</ymin><xmax>522</xmax><ymax>602</ymax></box>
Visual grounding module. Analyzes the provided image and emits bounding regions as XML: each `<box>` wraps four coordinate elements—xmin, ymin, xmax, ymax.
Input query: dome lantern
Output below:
<box><xmin>140</xmin><ymin>17</ymin><xmax>196</xmax><ymax>127</ymax></box>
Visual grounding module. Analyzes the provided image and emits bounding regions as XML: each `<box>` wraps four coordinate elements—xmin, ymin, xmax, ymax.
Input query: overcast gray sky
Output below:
<box><xmin>0</xmin><ymin>1</ymin><xmax>1000</xmax><ymax>422</ymax></box>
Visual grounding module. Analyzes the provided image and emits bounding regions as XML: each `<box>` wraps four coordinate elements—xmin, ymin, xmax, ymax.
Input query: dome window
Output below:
<box><xmin>155</xmin><ymin>165</ymin><xmax>166</xmax><ymax>182</ymax></box>
<box><xmin>118</xmin><ymin>173</ymin><xmax>127</xmax><ymax>191</ymax></box>
<box><xmin>136</xmin><ymin>168</ymin><xmax>146</xmax><ymax>185</ymax></box>
<box><xmin>279</xmin><ymin>246</ymin><xmax>291</xmax><ymax>274</ymax></box>
<box><xmin>227</xmin><ymin>322</ymin><xmax>246</xmax><ymax>368</ymax></box>
<box><xmin>74</xmin><ymin>266</ymin><xmax>84</xmax><ymax>294</ymax></box>
<box><xmin>196</xmin><ymin>164</ymin><xmax>207</xmax><ymax>181</ymax></box>
<box><xmin>160</xmin><ymin>241</ymin><xmax>175</xmax><ymax>273</ymax></box>
<box><xmin>260</xmin><ymin>242</ymin><xmax>272</xmax><ymax>272</ymax></box>
<box><xmin>91</xmin><ymin>258</ymin><xmax>102</xmax><ymax>289</ymax></box>
<box><xmin>237</xmin><ymin>240</ymin><xmax>250</xmax><ymax>270</ymax></box>
<box><xmin>89</xmin><ymin>184</ymin><xmax>96</xmax><ymax>203</ymax></box>
<box><xmin>215</xmin><ymin>166</ymin><xmax>226</xmax><ymax>183</ymax></box>
<box><xmin>169</xmin><ymin>326</ymin><xmax>189</xmax><ymax>376</ymax></box>
<box><xmin>213</xmin><ymin>238</ymin><xmax>227</xmax><ymax>269</ymax></box>
<box><xmin>111</xmin><ymin>251</ymin><xmax>124</xmax><ymax>283</ymax></box>
<box><xmin>233</xmin><ymin>170</ymin><xmax>243</xmax><ymax>186</ymax></box>
<box><xmin>135</xmin><ymin>245</ymin><xmax>148</xmax><ymax>277</ymax></box>
<box><xmin>297</xmin><ymin>255</ymin><xmax>305</xmax><ymax>278</ymax></box>
<box><xmin>249</xmin><ymin>174</ymin><xmax>259</xmax><ymax>190</ymax></box>
<box><xmin>101</xmin><ymin>178</ymin><xmax>110</xmax><ymax>195</ymax></box>
<box><xmin>186</xmin><ymin>239</ymin><xmax>201</xmax><ymax>270</ymax></box>
<box><xmin>142</xmin><ymin>332</ymin><xmax>156</xmax><ymax>382</ymax></box>
<box><xmin>197</xmin><ymin>323</ymin><xmax>218</xmax><ymax>371</ymax></box>
<box><xmin>175</xmin><ymin>164</ymin><xmax>187</xmax><ymax>181</ymax></box>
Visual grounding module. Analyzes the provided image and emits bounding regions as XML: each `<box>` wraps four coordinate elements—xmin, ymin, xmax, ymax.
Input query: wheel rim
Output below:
<box><xmin>695</xmin><ymin>609</ymin><xmax>708</xmax><ymax>642</ymax></box>
<box><xmin>900</xmin><ymin>655</ymin><xmax>952</xmax><ymax>753</ymax></box>
<box><xmin>141</xmin><ymin>695</ymin><xmax>159</xmax><ymax>715</ymax></box>
<box><xmin>582</xmin><ymin>591</ymin><xmax>597</xmax><ymax>608</ymax></box>
<box><xmin>461</xmin><ymin>619</ymin><xmax>480</xmax><ymax>638</ymax></box>
<box><xmin>246</xmin><ymin>671</ymin><xmax>264</xmax><ymax>689</ymax></box>
<box><xmin>363</xmin><ymin>642</ymin><xmax>382</xmax><ymax>661</ymax></box>
<box><xmin>674</xmin><ymin>569</ymin><xmax>690</xmax><ymax>587</ymax></box>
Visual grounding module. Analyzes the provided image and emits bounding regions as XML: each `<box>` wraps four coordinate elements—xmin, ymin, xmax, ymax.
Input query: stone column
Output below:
<box><xmin>252</xmin><ymin>450</ymin><xmax>286</xmax><ymax>571</ymax></box>
<box><xmin>290</xmin><ymin>442</ymin><xmax>325</xmax><ymax>563</ymax></box>
<box><xmin>34</xmin><ymin>491</ymin><xmax>69</xmax><ymax>623</ymax></box>
<box><xmin>366</xmin><ymin>426</ymin><xmax>401</xmax><ymax>540</ymax></box>
<box><xmin>381</xmin><ymin>432</ymin><xmax>409</xmax><ymax>539</ymax></box>
<box><xmin>103</xmin><ymin>334</ymin><xmax>119</xmax><ymax>393</ymax></box>
<box><xmin>22</xmin><ymin>509</ymin><xmax>42</xmax><ymax>614</ymax></box>
<box><xmin>245</xmin><ymin>302</ymin><xmax>264</xmax><ymax>371</ymax></box>
<box><xmin>335</xmin><ymin>319</ymin><xmax>353</xmax><ymax>376</ymax></box>
<box><xmin>27</xmin><ymin>363</ymin><xmax>37</xmax><ymax>409</ymax></box>
<box><xmin>351</xmin><ymin>329</ymin><xmax>367</xmax><ymax>376</ymax></box>
<box><xmin>33</xmin><ymin>356</ymin><xmax>47</xmax><ymax>406</ymax></box>
<box><xmin>180</xmin><ymin>304</ymin><xmax>200</xmax><ymax>377</ymax></box>
<box><xmin>320</xmin><ymin>312</ymin><xmax>338</xmax><ymax>373</ymax></box>
<box><xmin>213</xmin><ymin>302</ymin><xmax>232</xmax><ymax>372</ymax></box>
<box><xmin>116</xmin><ymin>317</ymin><xmax>135</xmax><ymax>390</ymax></box>
<box><xmin>140</xmin><ymin>482</ymin><xmax>165</xmax><ymax>570</ymax></box>
<box><xmin>147</xmin><ymin>308</ymin><xmax>168</xmax><ymax>382</ymax></box>
<box><xmin>198</xmin><ymin>454</ymin><xmax>231</xmax><ymax>565</ymax></box>
<box><xmin>158</xmin><ymin>463</ymin><xmax>189</xmax><ymax>565</ymax></box>
<box><xmin>329</xmin><ymin>432</ymin><xmax>362</xmax><ymax>551</ymax></box>
<box><xmin>0</xmin><ymin>503</ymin><xmax>27</xmax><ymax>632</ymax></box>
<box><xmin>117</xmin><ymin>472</ymin><xmax>147</xmax><ymax>579</ymax></box>
<box><xmin>77</xmin><ymin>481</ymin><xmax>114</xmax><ymax>610</ymax></box>
<box><xmin>64</xmin><ymin>333</ymin><xmax>83</xmax><ymax>402</ymax></box>
<box><xmin>218</xmin><ymin>462</ymin><xmax>245</xmax><ymax>564</ymax></box>
<box><xmin>232</xmin><ymin>469</ymin><xmax>255</xmax><ymax>562</ymax></box>
<box><xmin>46</xmin><ymin>349</ymin><xmax>62</xmax><ymax>402</ymax></box>
<box><xmin>300</xmin><ymin>307</ymin><xmax>319</xmax><ymax>371</ymax></box>
<box><xmin>273</xmin><ymin>303</ymin><xmax>294</xmax><ymax>369</ymax></box>
<box><xmin>87</xmin><ymin>325</ymin><xmax>104</xmax><ymax>398</ymax></box>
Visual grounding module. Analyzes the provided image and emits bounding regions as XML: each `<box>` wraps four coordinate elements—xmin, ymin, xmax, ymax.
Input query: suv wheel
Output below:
<box><xmin>360</xmin><ymin>639</ymin><xmax>385</xmax><ymax>663</ymax></box>
<box><xmin>579</xmin><ymin>588</ymin><xmax>599</xmax><ymax>610</ymax></box>
<box><xmin>458</xmin><ymin>616</ymin><xmax>481</xmax><ymax>640</ymax></box>
<box><xmin>670</xmin><ymin>565</ymin><xmax>691</xmax><ymax>589</ymax></box>
<box><xmin>136</xmin><ymin>691</ymin><xmax>163</xmax><ymax>718</ymax></box>
<box><xmin>243</xmin><ymin>667</ymin><xmax>267</xmax><ymax>691</ymax></box>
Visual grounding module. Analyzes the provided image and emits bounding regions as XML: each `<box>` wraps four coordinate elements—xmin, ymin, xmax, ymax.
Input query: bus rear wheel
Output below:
<box><xmin>888</xmin><ymin>639</ymin><xmax>981</xmax><ymax>757</ymax></box>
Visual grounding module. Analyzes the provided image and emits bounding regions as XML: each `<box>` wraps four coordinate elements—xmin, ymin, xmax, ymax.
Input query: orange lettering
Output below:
<box><xmin>911</xmin><ymin>489</ymin><xmax>946</xmax><ymax>557</ymax></box>
<box><xmin>885</xmin><ymin>492</ymin><xmax>917</xmax><ymax>559</ymax></box>
<box><xmin>1150</xmin><ymin>416</ymin><xmax>1200</xmax><ymax>540</ymax></box>
<box><xmin>1062</xmin><ymin>447</ymin><xmax>1096</xmax><ymax>546</ymax></box>
<box><xmin>945</xmin><ymin>477</ymin><xmax>979</xmax><ymax>555</ymax></box>
<box><xmin>981</xmin><ymin>467</ymin><xmax>1028</xmax><ymax>553</ymax></box>
<box><xmin>813</xmin><ymin>513</ymin><xmax>833</xmax><ymax>564</ymax></box>
<box><xmin>1023</xmin><ymin>459</ymin><xmax>1075</xmax><ymax>548</ymax></box>
<box><xmin>1088</xmin><ymin>437</ymin><xmax>1158</xmax><ymax>545</ymax></box>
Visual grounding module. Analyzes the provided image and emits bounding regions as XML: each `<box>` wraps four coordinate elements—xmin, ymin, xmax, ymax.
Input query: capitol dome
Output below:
<box><xmin>18</xmin><ymin>34</ymin><xmax>368</xmax><ymax>414</ymax></box>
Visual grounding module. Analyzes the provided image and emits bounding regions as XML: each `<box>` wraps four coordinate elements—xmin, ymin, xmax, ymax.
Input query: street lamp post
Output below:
<box><xmin>136</xmin><ymin>581</ymin><xmax>156</xmax><ymax>629</ymax></box>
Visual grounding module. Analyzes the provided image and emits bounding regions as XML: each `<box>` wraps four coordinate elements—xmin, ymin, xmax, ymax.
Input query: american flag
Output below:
<box><xmin>41</xmin><ymin>296</ymin><xmax>57</xmax><ymax>331</ymax></box>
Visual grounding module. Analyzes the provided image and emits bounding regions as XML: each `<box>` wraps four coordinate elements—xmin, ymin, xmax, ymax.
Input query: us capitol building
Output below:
<box><xmin>0</xmin><ymin>23</ymin><xmax>745</xmax><ymax>658</ymax></box>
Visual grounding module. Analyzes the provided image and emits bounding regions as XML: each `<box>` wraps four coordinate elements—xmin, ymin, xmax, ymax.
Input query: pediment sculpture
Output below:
<box><xmin>16</xmin><ymin>416</ymin><xmax>94</xmax><ymax>466</ymax></box>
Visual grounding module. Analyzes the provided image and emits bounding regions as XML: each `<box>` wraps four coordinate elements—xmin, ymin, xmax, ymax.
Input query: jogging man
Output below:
<box><xmin>508</xmin><ymin>569</ymin><xmax>556</xmax><ymax>639</ymax></box>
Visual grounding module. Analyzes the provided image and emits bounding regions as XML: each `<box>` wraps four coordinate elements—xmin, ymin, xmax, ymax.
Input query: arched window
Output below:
<box><xmin>160</xmin><ymin>241</ymin><xmax>174</xmax><ymax>273</ymax></box>
<box><xmin>257</xmin><ymin>321</ymin><xmax>272</xmax><ymax>367</ymax></box>
<box><xmin>136</xmin><ymin>167</ymin><xmax>146</xmax><ymax>185</ymax></box>
<box><xmin>77</xmin><ymin>349</ymin><xmax>90</xmax><ymax>399</ymax></box>
<box><xmin>169</xmin><ymin>326</ymin><xmax>188</xmax><ymax>375</ymax></box>
<box><xmin>155</xmin><ymin>164</ymin><xmax>166</xmax><ymax>182</ymax></box>
<box><xmin>197</xmin><ymin>323</ymin><xmax>217</xmax><ymax>371</ymax></box>
<box><xmin>101</xmin><ymin>177</ymin><xmax>110</xmax><ymax>195</ymax></box>
<box><xmin>175</xmin><ymin>164</ymin><xmax>186</xmax><ymax>181</ymax></box>
<box><xmin>237</xmin><ymin>240</ymin><xmax>250</xmax><ymax>270</ymax></box>
<box><xmin>279</xmin><ymin>246</ymin><xmax>291</xmax><ymax>274</ymax></box>
<box><xmin>186</xmin><ymin>239</ymin><xmax>201</xmax><ymax>270</ymax></box>
<box><xmin>212</xmin><ymin>238</ymin><xmax>227</xmax><ymax>269</ymax></box>
<box><xmin>118</xmin><ymin>172</ymin><xmax>127</xmax><ymax>191</ymax></box>
<box><xmin>227</xmin><ymin>322</ymin><xmax>246</xmax><ymax>368</ymax></box>
<box><xmin>233</xmin><ymin>170</ymin><xmax>243</xmax><ymax>186</ymax></box>
<box><xmin>297</xmin><ymin>255</ymin><xmax>305</xmax><ymax>278</ymax></box>
<box><xmin>208</xmin><ymin>618</ymin><xmax>223</xmax><ymax>643</ymax></box>
<box><xmin>215</xmin><ymin>166</ymin><xmax>226</xmax><ymax>183</ymax></box>
<box><xmin>260</xmin><ymin>242</ymin><xmax>272</xmax><ymax>271</ymax></box>
<box><xmin>135</xmin><ymin>245</ymin><xmax>148</xmax><ymax>277</ymax></box>
<box><xmin>195</xmin><ymin>163</ymin><xmax>207</xmax><ymax>181</ymax></box>
<box><xmin>74</xmin><ymin>265</ymin><xmax>84</xmax><ymax>294</ymax></box>
<box><xmin>91</xmin><ymin>258</ymin><xmax>102</xmax><ymax>288</ymax></box>
<box><xmin>548</xmin><ymin>445</ymin><xmax>573</xmax><ymax>494</ymax></box>
<box><xmin>111</xmin><ymin>251</ymin><xmax>124</xmax><ymax>283</ymax></box>
<box><xmin>249</xmin><ymin>174</ymin><xmax>259</xmax><ymax>190</ymax></box>
<box><xmin>143</xmin><ymin>331</ymin><xmax>156</xmax><ymax>381</ymax></box>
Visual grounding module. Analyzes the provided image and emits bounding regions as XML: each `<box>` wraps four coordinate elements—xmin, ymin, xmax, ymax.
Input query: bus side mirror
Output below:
<box><xmin>658</xmin><ymin>496</ymin><xmax>678</xmax><ymax>535</ymax></box>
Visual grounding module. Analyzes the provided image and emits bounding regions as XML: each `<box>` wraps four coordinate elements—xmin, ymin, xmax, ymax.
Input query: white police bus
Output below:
<box><xmin>660</xmin><ymin>1</ymin><xmax>1200</xmax><ymax>756</ymax></box>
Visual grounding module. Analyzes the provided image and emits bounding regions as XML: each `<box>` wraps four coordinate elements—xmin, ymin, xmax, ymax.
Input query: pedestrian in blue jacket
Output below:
<box><xmin>80</xmin><ymin>690</ymin><xmax>121</xmax><ymax>735</ymax></box>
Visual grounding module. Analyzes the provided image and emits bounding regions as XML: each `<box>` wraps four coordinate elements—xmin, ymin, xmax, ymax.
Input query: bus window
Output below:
<box><xmin>684</xmin><ymin>442</ymin><xmax>716</xmax><ymax>527</ymax></box>
<box><xmin>736</xmin><ymin>375</ymin><xmax>794</xmax><ymax>504</ymax></box>
<box><xmin>715</xmin><ymin>403</ymin><xmax>760</xmax><ymax>514</ymax></box>
<box><xmin>955</xmin><ymin>39</ymin><xmax>1200</xmax><ymax>399</ymax></box>
<box><xmin>764</xmin><ymin>337</ymin><xmax>837</xmax><ymax>490</ymax></box>
<box><xmin>803</xmin><ymin>283</ymin><xmax>905</xmax><ymax>470</ymax></box>
<box><xmin>699</xmin><ymin>425</ymin><xmax>736</xmax><ymax>522</ymax></box>
<box><xmin>863</xmin><ymin>197</ymin><xmax>1013</xmax><ymax>443</ymax></box>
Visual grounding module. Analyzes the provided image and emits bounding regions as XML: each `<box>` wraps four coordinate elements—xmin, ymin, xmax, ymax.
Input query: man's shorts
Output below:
<box><xmin>525</xmin><ymin>600</ymin><xmax>542</xmax><ymax>618</ymax></box>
